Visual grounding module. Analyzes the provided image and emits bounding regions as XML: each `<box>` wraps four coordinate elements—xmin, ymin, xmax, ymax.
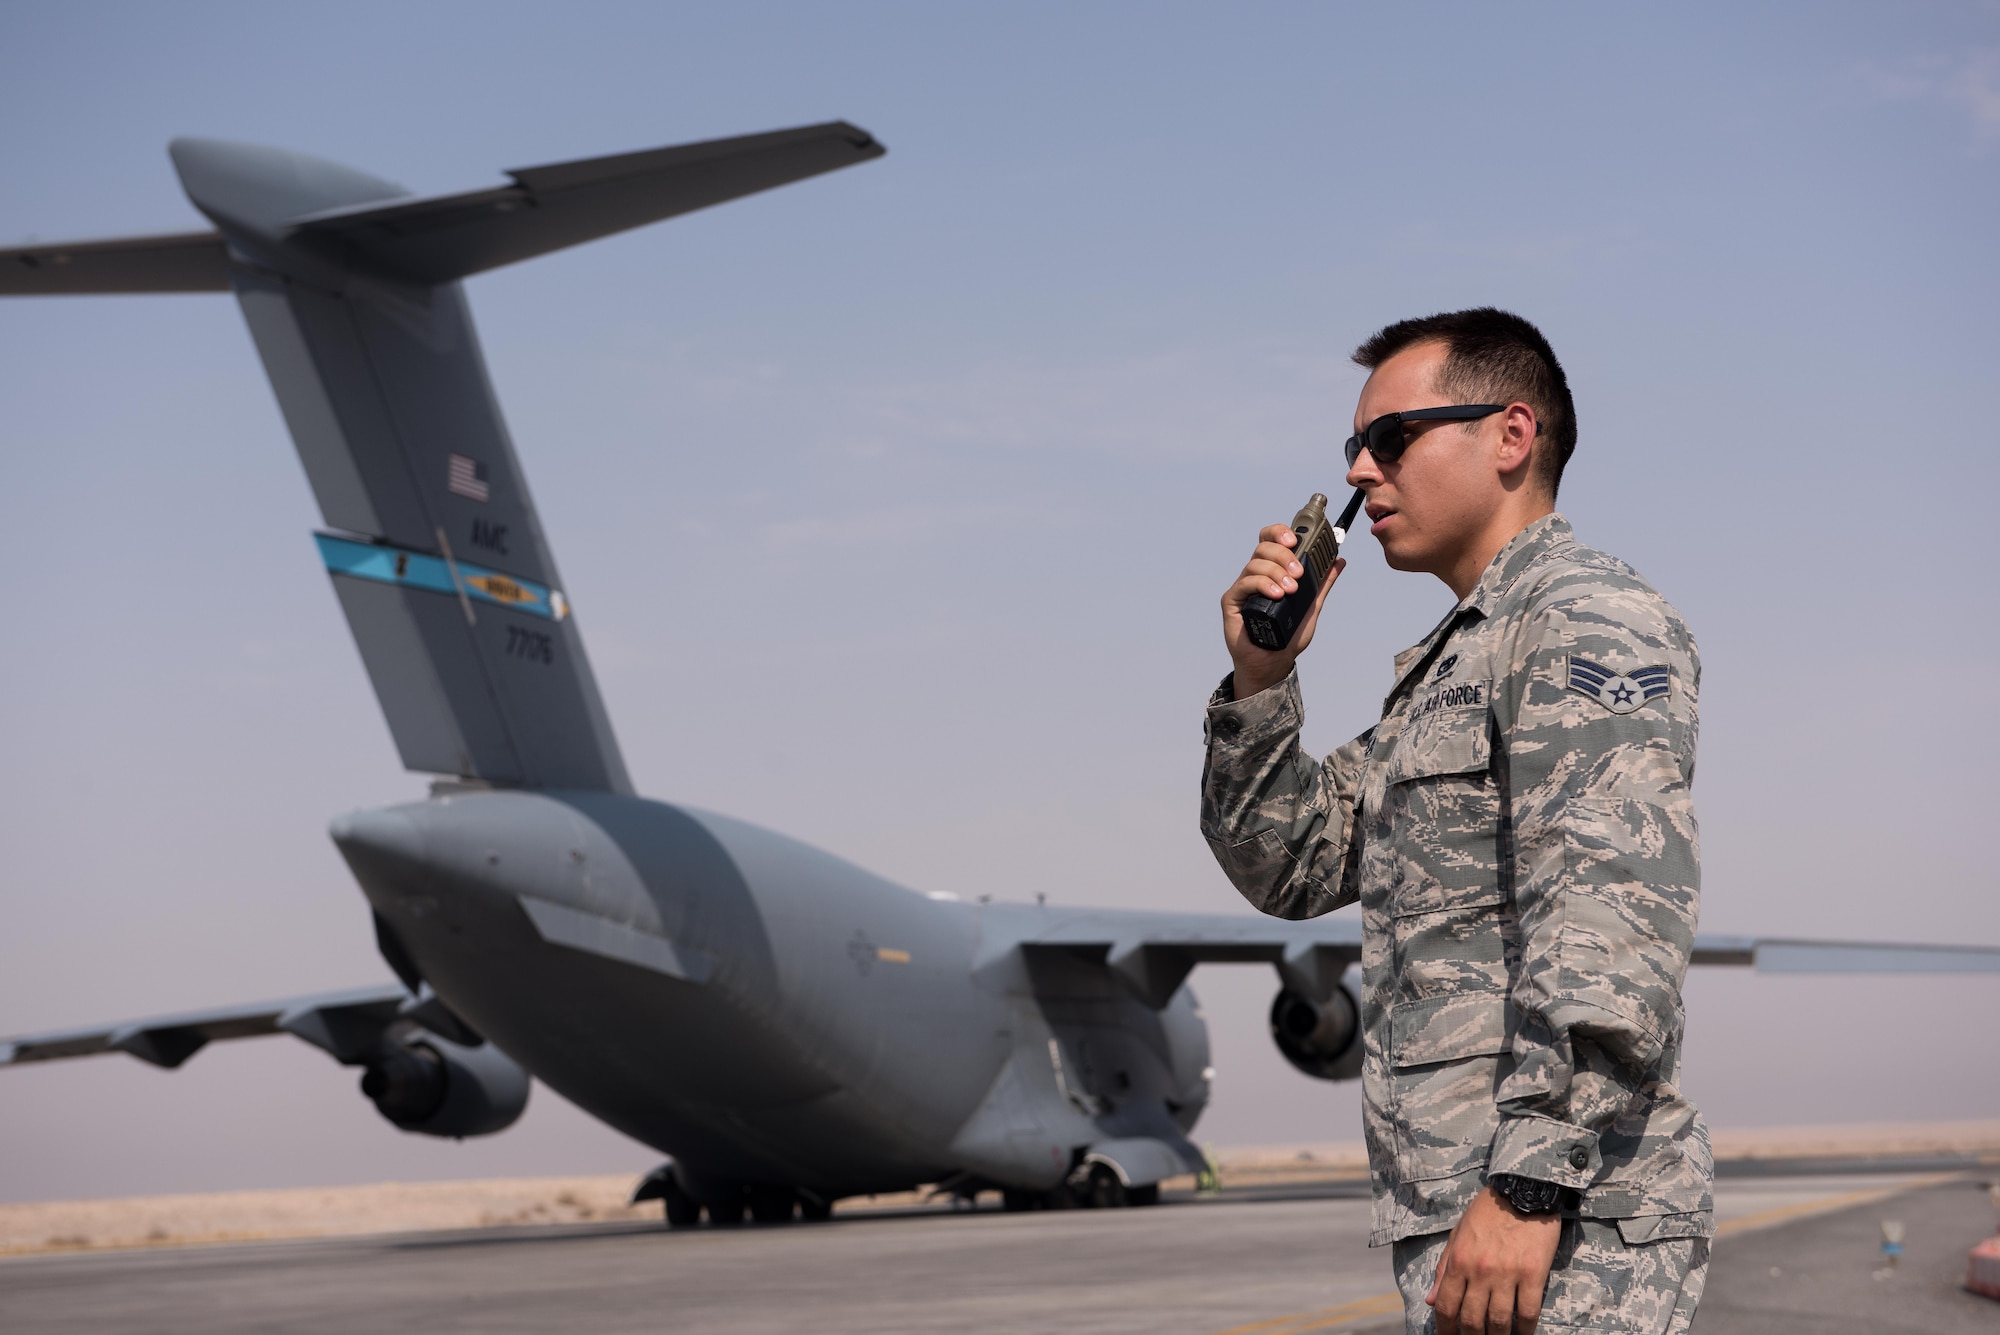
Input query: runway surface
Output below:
<box><xmin>1</xmin><ymin>1174</ymin><xmax>1992</xmax><ymax>1334</ymax></box>
<box><xmin>1699</xmin><ymin>1174</ymin><xmax>1998</xmax><ymax>1334</ymax></box>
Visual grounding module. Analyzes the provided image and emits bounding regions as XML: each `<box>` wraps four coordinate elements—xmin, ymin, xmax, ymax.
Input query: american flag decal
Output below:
<box><xmin>446</xmin><ymin>453</ymin><xmax>490</xmax><ymax>502</ymax></box>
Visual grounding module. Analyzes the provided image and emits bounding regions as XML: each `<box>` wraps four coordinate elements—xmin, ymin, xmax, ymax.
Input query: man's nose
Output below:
<box><xmin>1345</xmin><ymin>447</ymin><xmax>1384</xmax><ymax>490</ymax></box>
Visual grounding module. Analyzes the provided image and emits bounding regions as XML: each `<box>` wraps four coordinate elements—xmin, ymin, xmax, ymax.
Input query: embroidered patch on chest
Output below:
<box><xmin>1567</xmin><ymin>658</ymin><xmax>1671</xmax><ymax>714</ymax></box>
<box><xmin>1407</xmin><ymin>680</ymin><xmax>1487</xmax><ymax>725</ymax></box>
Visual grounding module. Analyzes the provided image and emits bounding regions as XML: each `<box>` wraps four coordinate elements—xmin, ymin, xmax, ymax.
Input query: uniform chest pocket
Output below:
<box><xmin>1385</xmin><ymin>707</ymin><xmax>1491</xmax><ymax>784</ymax></box>
<box><xmin>1380</xmin><ymin>703</ymin><xmax>1503</xmax><ymax>918</ymax></box>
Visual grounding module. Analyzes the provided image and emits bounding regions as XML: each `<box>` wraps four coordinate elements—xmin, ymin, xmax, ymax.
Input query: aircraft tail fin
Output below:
<box><xmin>181</xmin><ymin>127</ymin><xmax>879</xmax><ymax>791</ymax></box>
<box><xmin>2</xmin><ymin>124</ymin><xmax>881</xmax><ymax>792</ymax></box>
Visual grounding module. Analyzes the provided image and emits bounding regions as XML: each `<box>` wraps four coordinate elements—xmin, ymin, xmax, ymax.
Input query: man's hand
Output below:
<box><xmin>1221</xmin><ymin>523</ymin><xmax>1345</xmax><ymax>700</ymax></box>
<box><xmin>1428</xmin><ymin>1185</ymin><xmax>1562</xmax><ymax>1334</ymax></box>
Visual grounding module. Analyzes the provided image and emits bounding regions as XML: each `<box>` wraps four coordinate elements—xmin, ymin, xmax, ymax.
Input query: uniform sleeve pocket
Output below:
<box><xmin>1204</xmin><ymin>828</ymin><xmax>1298</xmax><ymax>888</ymax></box>
<box><xmin>1389</xmin><ymin>992</ymin><xmax>1510</xmax><ymax>1068</ymax></box>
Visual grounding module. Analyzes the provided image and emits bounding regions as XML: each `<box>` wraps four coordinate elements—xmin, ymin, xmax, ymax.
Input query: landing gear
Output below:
<box><xmin>633</xmin><ymin>1164</ymin><xmax>705</xmax><ymax>1229</ymax></box>
<box><xmin>649</xmin><ymin>1167</ymin><xmax>828</xmax><ymax>1227</ymax></box>
<box><xmin>748</xmin><ymin>1185</ymin><xmax>798</xmax><ymax>1224</ymax></box>
<box><xmin>661</xmin><ymin>1176</ymin><xmax>702</xmax><ymax>1229</ymax></box>
<box><xmin>1002</xmin><ymin>1173</ymin><xmax>1156</xmax><ymax>1211</ymax></box>
<box><xmin>1078</xmin><ymin>1163</ymin><xmax>1127</xmax><ymax>1209</ymax></box>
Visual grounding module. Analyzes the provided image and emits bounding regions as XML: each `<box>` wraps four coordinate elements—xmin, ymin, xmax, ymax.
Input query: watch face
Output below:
<box><xmin>1500</xmin><ymin>1177</ymin><xmax>1561</xmax><ymax>1213</ymax></box>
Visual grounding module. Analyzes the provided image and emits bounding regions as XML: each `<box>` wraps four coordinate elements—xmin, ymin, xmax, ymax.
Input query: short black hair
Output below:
<box><xmin>1352</xmin><ymin>308</ymin><xmax>1576</xmax><ymax>497</ymax></box>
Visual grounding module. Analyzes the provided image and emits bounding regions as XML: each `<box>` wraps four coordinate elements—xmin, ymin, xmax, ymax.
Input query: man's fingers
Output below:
<box><xmin>1515</xmin><ymin>1273</ymin><xmax>1544</xmax><ymax>1334</ymax></box>
<box><xmin>1252</xmin><ymin>541</ymin><xmax>1305</xmax><ymax>577</ymax></box>
<box><xmin>1227</xmin><ymin>568</ymin><xmax>1290</xmax><ymax>606</ymax></box>
<box><xmin>1483</xmin><ymin>1280</ymin><xmax>1515</xmax><ymax>1335</ymax></box>
<box><xmin>1223</xmin><ymin>528</ymin><xmax>1310</xmax><ymax>605</ymax></box>
<box><xmin>1431</xmin><ymin>1254</ymin><xmax>1466</xmax><ymax>1335</ymax></box>
<box><xmin>1247</xmin><ymin>559</ymin><xmax>1299</xmax><ymax>596</ymax></box>
<box><xmin>1455</xmin><ymin>1282</ymin><xmax>1488</xmax><ymax>1335</ymax></box>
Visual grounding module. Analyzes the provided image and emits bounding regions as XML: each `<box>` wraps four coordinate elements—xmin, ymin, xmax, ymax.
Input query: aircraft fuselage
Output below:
<box><xmin>335</xmin><ymin>790</ymin><xmax>1213</xmax><ymax>1197</ymax></box>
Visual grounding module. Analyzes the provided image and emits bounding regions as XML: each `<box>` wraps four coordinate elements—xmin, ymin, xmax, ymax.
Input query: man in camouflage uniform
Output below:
<box><xmin>1202</xmin><ymin>309</ymin><xmax>1711</xmax><ymax>1334</ymax></box>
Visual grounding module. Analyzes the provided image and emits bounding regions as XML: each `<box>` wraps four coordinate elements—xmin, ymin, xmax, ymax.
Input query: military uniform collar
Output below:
<box><xmin>1462</xmin><ymin>512</ymin><xmax>1571</xmax><ymax>618</ymax></box>
<box><xmin>1384</xmin><ymin>513</ymin><xmax>1573</xmax><ymax>706</ymax></box>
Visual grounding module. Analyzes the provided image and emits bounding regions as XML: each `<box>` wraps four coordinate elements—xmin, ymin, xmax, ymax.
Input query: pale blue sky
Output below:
<box><xmin>3</xmin><ymin>2</ymin><xmax>1997</xmax><ymax>1202</ymax></box>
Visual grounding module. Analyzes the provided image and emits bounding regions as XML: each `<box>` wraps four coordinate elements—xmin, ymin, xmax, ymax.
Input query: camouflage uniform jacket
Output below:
<box><xmin>1201</xmin><ymin>515</ymin><xmax>1713</xmax><ymax>1247</ymax></box>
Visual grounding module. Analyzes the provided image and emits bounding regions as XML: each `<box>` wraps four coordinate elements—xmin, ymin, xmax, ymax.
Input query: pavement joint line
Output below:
<box><xmin>1713</xmin><ymin>1172</ymin><xmax>1963</xmax><ymax>1239</ymax></box>
<box><xmin>1205</xmin><ymin>1291</ymin><xmax>1404</xmax><ymax>1335</ymax></box>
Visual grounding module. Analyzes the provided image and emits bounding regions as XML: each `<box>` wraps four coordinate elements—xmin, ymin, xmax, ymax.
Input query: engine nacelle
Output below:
<box><xmin>359</xmin><ymin>1033</ymin><xmax>529</xmax><ymax>1137</ymax></box>
<box><xmin>1269</xmin><ymin>985</ymin><xmax>1361</xmax><ymax>1081</ymax></box>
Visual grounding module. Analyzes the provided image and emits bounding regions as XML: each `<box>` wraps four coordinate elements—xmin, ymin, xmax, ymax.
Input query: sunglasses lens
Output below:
<box><xmin>1364</xmin><ymin>415</ymin><xmax>1405</xmax><ymax>465</ymax></box>
<box><xmin>1343</xmin><ymin>434</ymin><xmax>1363</xmax><ymax>467</ymax></box>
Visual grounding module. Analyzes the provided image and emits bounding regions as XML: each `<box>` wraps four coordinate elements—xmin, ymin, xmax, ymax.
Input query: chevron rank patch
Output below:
<box><xmin>1567</xmin><ymin>657</ymin><xmax>1671</xmax><ymax>714</ymax></box>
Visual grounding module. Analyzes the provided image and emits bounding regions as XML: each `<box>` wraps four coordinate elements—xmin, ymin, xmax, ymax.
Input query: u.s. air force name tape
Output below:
<box><xmin>314</xmin><ymin>532</ymin><xmax>569</xmax><ymax>621</ymax></box>
<box><xmin>1566</xmin><ymin>657</ymin><xmax>1669</xmax><ymax>714</ymax></box>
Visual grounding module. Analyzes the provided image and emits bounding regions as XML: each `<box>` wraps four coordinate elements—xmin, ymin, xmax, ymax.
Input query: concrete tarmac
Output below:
<box><xmin>1</xmin><ymin>1174</ymin><xmax>1992</xmax><ymax>1334</ymax></box>
<box><xmin>1699</xmin><ymin>1176</ymin><xmax>1998</xmax><ymax>1334</ymax></box>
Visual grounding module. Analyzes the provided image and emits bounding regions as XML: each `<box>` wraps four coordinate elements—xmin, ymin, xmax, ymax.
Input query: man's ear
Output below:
<box><xmin>1495</xmin><ymin>402</ymin><xmax>1538</xmax><ymax>480</ymax></box>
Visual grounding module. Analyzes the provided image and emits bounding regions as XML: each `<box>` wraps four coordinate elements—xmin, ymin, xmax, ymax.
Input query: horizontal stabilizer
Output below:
<box><xmin>0</xmin><ymin>229</ymin><xmax>229</xmax><ymax>295</ymax></box>
<box><xmin>288</xmin><ymin>121</ymin><xmax>885</xmax><ymax>284</ymax></box>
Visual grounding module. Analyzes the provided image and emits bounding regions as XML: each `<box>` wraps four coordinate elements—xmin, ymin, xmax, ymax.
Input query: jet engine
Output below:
<box><xmin>359</xmin><ymin>1032</ymin><xmax>529</xmax><ymax>1137</ymax></box>
<box><xmin>1269</xmin><ymin>985</ymin><xmax>1361</xmax><ymax>1081</ymax></box>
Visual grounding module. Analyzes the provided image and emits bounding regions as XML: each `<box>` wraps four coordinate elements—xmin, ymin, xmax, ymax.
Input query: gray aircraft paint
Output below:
<box><xmin>4</xmin><ymin>126</ymin><xmax>1997</xmax><ymax>1213</ymax></box>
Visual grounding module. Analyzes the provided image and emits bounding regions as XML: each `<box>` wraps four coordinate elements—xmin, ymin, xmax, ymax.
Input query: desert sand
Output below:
<box><xmin>4</xmin><ymin>1120</ymin><xmax>1995</xmax><ymax>1257</ymax></box>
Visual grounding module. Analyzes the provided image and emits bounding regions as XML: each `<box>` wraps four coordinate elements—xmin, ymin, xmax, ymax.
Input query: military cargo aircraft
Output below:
<box><xmin>5</xmin><ymin>122</ymin><xmax>1997</xmax><ymax>1226</ymax></box>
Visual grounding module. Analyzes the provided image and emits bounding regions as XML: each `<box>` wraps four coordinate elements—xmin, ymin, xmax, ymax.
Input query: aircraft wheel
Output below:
<box><xmin>707</xmin><ymin>1193</ymin><xmax>747</xmax><ymax>1226</ymax></box>
<box><xmin>661</xmin><ymin>1176</ymin><xmax>702</xmax><ymax>1228</ymax></box>
<box><xmin>798</xmin><ymin>1193</ymin><xmax>834</xmax><ymax>1222</ymax></box>
<box><xmin>1001</xmin><ymin>1188</ymin><xmax>1043</xmax><ymax>1212</ymax></box>
<box><xmin>748</xmin><ymin>1185</ymin><xmax>798</xmax><ymax>1224</ymax></box>
<box><xmin>1081</xmin><ymin>1164</ymin><xmax>1127</xmax><ymax>1209</ymax></box>
<box><xmin>1126</xmin><ymin>1183</ymin><xmax>1160</xmax><ymax>1208</ymax></box>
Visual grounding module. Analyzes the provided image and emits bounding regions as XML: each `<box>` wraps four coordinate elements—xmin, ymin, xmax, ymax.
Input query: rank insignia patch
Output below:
<box><xmin>1567</xmin><ymin>658</ymin><xmax>1670</xmax><ymax>714</ymax></box>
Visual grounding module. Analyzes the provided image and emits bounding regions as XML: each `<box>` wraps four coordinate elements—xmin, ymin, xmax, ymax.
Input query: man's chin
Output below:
<box><xmin>1378</xmin><ymin>541</ymin><xmax>1426</xmax><ymax>573</ymax></box>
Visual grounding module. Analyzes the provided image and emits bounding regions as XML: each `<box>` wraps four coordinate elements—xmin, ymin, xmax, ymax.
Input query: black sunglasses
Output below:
<box><xmin>1343</xmin><ymin>405</ymin><xmax>1504</xmax><ymax>467</ymax></box>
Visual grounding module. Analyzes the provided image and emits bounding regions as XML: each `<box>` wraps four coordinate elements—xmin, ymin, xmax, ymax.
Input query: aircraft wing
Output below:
<box><xmin>1690</xmin><ymin>935</ymin><xmax>2000</xmax><ymax>973</ymax></box>
<box><xmin>0</xmin><ymin>982</ymin><xmax>431</xmax><ymax>1070</ymax></box>
<box><xmin>1010</xmin><ymin>907</ymin><xmax>1364</xmax><ymax>1007</ymax></box>
<box><xmin>1006</xmin><ymin>909</ymin><xmax>2000</xmax><ymax>1008</ymax></box>
<box><xmin>0</xmin><ymin>229</ymin><xmax>230</xmax><ymax>295</ymax></box>
<box><xmin>286</xmin><ymin>120</ymin><xmax>886</xmax><ymax>285</ymax></box>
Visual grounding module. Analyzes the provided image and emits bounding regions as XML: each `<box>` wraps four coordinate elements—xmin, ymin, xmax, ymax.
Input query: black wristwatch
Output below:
<box><xmin>1488</xmin><ymin>1173</ymin><xmax>1566</xmax><ymax>1216</ymax></box>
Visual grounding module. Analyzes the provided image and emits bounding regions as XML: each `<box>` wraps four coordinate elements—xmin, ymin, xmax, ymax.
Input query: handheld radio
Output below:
<box><xmin>1239</xmin><ymin>488</ymin><xmax>1365</xmax><ymax>652</ymax></box>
